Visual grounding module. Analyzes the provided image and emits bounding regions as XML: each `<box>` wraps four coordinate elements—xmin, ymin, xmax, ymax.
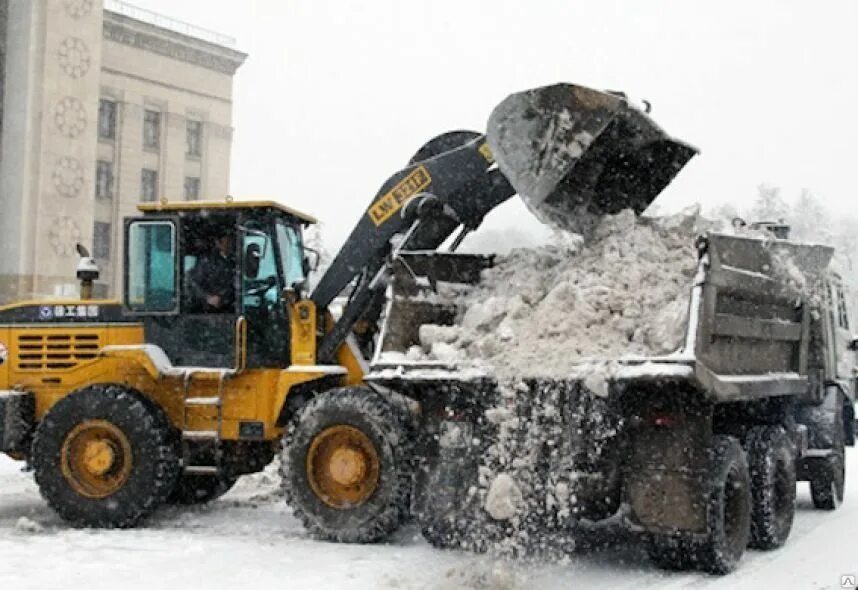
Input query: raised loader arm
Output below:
<box><xmin>311</xmin><ymin>132</ymin><xmax>514</xmax><ymax>362</ymax></box>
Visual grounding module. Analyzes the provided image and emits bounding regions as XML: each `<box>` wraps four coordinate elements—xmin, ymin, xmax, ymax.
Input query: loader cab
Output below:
<box><xmin>124</xmin><ymin>200</ymin><xmax>316</xmax><ymax>369</ymax></box>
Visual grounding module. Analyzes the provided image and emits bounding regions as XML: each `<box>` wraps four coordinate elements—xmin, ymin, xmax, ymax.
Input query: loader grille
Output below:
<box><xmin>15</xmin><ymin>333</ymin><xmax>101</xmax><ymax>371</ymax></box>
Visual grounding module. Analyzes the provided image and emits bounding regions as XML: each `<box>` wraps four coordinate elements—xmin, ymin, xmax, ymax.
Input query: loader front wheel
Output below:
<box><xmin>32</xmin><ymin>385</ymin><xmax>180</xmax><ymax>527</ymax></box>
<box><xmin>281</xmin><ymin>387</ymin><xmax>414</xmax><ymax>543</ymax></box>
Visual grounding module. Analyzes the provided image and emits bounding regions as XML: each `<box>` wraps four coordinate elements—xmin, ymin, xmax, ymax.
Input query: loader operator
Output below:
<box><xmin>187</xmin><ymin>233</ymin><xmax>237</xmax><ymax>312</ymax></box>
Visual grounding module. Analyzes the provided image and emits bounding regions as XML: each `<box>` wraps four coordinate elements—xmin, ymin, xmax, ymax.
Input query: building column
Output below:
<box><xmin>0</xmin><ymin>0</ymin><xmax>103</xmax><ymax>302</ymax></box>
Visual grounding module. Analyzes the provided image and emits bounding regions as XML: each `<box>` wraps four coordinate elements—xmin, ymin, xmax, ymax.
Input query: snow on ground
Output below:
<box><xmin>2</xmin><ymin>452</ymin><xmax>857</xmax><ymax>589</ymax></box>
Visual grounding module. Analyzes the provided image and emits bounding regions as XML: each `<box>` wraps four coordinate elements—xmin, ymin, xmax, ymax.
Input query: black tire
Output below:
<box><xmin>745</xmin><ymin>426</ymin><xmax>796</xmax><ymax>549</ymax></box>
<box><xmin>810</xmin><ymin>404</ymin><xmax>846</xmax><ymax>510</ymax></box>
<box><xmin>417</xmin><ymin>458</ymin><xmax>497</xmax><ymax>553</ymax></box>
<box><xmin>32</xmin><ymin>385</ymin><xmax>180</xmax><ymax>528</ymax></box>
<box><xmin>647</xmin><ymin>535</ymin><xmax>698</xmax><ymax>571</ymax></box>
<box><xmin>696</xmin><ymin>435</ymin><xmax>752</xmax><ymax>575</ymax></box>
<box><xmin>421</xmin><ymin>512</ymin><xmax>495</xmax><ymax>553</ymax></box>
<box><xmin>280</xmin><ymin>387</ymin><xmax>414</xmax><ymax>543</ymax></box>
<box><xmin>168</xmin><ymin>474</ymin><xmax>237</xmax><ymax>505</ymax></box>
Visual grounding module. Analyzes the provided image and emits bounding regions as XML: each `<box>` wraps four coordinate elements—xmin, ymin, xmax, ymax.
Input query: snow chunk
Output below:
<box><xmin>485</xmin><ymin>473</ymin><xmax>523</xmax><ymax>521</ymax></box>
<box><xmin>419</xmin><ymin>208</ymin><xmax>700</xmax><ymax>378</ymax></box>
<box><xmin>15</xmin><ymin>516</ymin><xmax>44</xmax><ymax>534</ymax></box>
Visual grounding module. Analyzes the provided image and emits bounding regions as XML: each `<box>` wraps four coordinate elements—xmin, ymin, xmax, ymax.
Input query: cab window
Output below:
<box><xmin>836</xmin><ymin>285</ymin><xmax>850</xmax><ymax>330</ymax></box>
<box><xmin>126</xmin><ymin>220</ymin><xmax>177</xmax><ymax>312</ymax></box>
<box><xmin>242</xmin><ymin>222</ymin><xmax>280</xmax><ymax>310</ymax></box>
<box><xmin>277</xmin><ymin>222</ymin><xmax>305</xmax><ymax>288</ymax></box>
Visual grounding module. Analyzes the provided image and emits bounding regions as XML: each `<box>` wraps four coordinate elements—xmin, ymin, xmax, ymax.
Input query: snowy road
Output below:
<box><xmin>1</xmin><ymin>451</ymin><xmax>856</xmax><ymax>590</ymax></box>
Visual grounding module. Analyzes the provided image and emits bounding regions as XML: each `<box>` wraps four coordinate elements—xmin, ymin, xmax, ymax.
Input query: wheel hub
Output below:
<box><xmin>82</xmin><ymin>439</ymin><xmax>117</xmax><ymax>476</ymax></box>
<box><xmin>61</xmin><ymin>420</ymin><xmax>133</xmax><ymax>499</ymax></box>
<box><xmin>328</xmin><ymin>447</ymin><xmax>368</xmax><ymax>486</ymax></box>
<box><xmin>306</xmin><ymin>425</ymin><xmax>380</xmax><ymax>509</ymax></box>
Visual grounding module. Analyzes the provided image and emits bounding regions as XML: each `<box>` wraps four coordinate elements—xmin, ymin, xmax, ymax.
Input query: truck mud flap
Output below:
<box><xmin>624</xmin><ymin>406</ymin><xmax>712</xmax><ymax>535</ymax></box>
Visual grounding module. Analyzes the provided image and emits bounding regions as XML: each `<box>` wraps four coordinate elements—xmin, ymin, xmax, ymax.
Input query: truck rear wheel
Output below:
<box><xmin>280</xmin><ymin>387</ymin><xmax>414</xmax><ymax>543</ymax></box>
<box><xmin>32</xmin><ymin>385</ymin><xmax>180</xmax><ymax>527</ymax></box>
<box><xmin>697</xmin><ymin>435</ymin><xmax>751</xmax><ymax>574</ymax></box>
<box><xmin>810</xmin><ymin>408</ymin><xmax>845</xmax><ymax>510</ymax></box>
<box><xmin>745</xmin><ymin>426</ymin><xmax>796</xmax><ymax>549</ymax></box>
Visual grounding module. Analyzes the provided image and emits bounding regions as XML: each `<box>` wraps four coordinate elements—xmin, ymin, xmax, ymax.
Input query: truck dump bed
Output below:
<box><xmin>367</xmin><ymin>231</ymin><xmax>834</xmax><ymax>404</ymax></box>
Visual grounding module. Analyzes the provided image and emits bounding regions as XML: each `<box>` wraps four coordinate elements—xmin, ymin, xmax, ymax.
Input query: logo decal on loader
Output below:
<box><xmin>368</xmin><ymin>165</ymin><xmax>431</xmax><ymax>226</ymax></box>
<box><xmin>0</xmin><ymin>342</ymin><xmax>6</xmax><ymax>365</ymax></box>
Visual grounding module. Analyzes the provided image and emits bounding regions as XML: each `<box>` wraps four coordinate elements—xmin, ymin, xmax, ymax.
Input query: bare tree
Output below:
<box><xmin>790</xmin><ymin>189</ymin><xmax>832</xmax><ymax>243</ymax></box>
<box><xmin>749</xmin><ymin>184</ymin><xmax>790</xmax><ymax>222</ymax></box>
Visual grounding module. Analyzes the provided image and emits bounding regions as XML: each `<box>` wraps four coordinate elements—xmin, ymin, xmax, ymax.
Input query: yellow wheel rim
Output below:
<box><xmin>60</xmin><ymin>420</ymin><xmax>133</xmax><ymax>499</ymax></box>
<box><xmin>306</xmin><ymin>425</ymin><xmax>380</xmax><ymax>509</ymax></box>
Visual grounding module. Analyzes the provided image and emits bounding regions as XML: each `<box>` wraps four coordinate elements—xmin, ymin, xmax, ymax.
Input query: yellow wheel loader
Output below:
<box><xmin>0</xmin><ymin>84</ymin><xmax>695</xmax><ymax>539</ymax></box>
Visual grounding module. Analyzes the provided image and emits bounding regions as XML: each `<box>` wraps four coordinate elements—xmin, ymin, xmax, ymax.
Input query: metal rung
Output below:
<box><xmin>185</xmin><ymin>396</ymin><xmax>222</xmax><ymax>406</ymax></box>
<box><xmin>182</xmin><ymin>430</ymin><xmax>219</xmax><ymax>440</ymax></box>
<box><xmin>184</xmin><ymin>465</ymin><xmax>219</xmax><ymax>475</ymax></box>
<box><xmin>803</xmin><ymin>448</ymin><xmax>834</xmax><ymax>459</ymax></box>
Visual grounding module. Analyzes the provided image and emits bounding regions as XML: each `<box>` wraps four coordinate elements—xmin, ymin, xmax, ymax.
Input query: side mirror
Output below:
<box><xmin>303</xmin><ymin>247</ymin><xmax>321</xmax><ymax>273</ymax></box>
<box><xmin>849</xmin><ymin>337</ymin><xmax>858</xmax><ymax>352</ymax></box>
<box><xmin>244</xmin><ymin>243</ymin><xmax>262</xmax><ymax>279</ymax></box>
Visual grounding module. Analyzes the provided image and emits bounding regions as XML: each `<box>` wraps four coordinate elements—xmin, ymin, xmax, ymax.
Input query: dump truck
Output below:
<box><xmin>0</xmin><ymin>82</ymin><xmax>817</xmax><ymax>573</ymax></box>
<box><xmin>369</xmin><ymin>220</ymin><xmax>857</xmax><ymax>573</ymax></box>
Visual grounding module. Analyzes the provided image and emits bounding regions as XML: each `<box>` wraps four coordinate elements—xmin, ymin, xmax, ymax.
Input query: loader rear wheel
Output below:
<box><xmin>168</xmin><ymin>474</ymin><xmax>237</xmax><ymax>505</ymax></box>
<box><xmin>810</xmin><ymin>406</ymin><xmax>845</xmax><ymax>510</ymax></box>
<box><xmin>281</xmin><ymin>387</ymin><xmax>414</xmax><ymax>543</ymax></box>
<box><xmin>696</xmin><ymin>435</ymin><xmax>751</xmax><ymax>574</ymax></box>
<box><xmin>32</xmin><ymin>385</ymin><xmax>180</xmax><ymax>527</ymax></box>
<box><xmin>745</xmin><ymin>426</ymin><xmax>796</xmax><ymax>549</ymax></box>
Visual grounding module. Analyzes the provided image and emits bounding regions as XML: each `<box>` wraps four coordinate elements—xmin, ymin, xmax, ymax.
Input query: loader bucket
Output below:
<box><xmin>487</xmin><ymin>83</ymin><xmax>698</xmax><ymax>229</ymax></box>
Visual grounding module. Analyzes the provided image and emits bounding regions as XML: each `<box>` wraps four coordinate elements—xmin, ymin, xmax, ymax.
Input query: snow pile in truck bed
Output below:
<box><xmin>416</xmin><ymin>207</ymin><xmax>703</xmax><ymax>377</ymax></box>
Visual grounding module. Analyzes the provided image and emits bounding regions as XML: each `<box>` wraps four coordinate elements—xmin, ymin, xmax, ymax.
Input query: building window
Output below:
<box><xmin>143</xmin><ymin>109</ymin><xmax>161</xmax><ymax>150</ymax></box>
<box><xmin>95</xmin><ymin>161</ymin><xmax>113</xmax><ymax>199</ymax></box>
<box><xmin>98</xmin><ymin>99</ymin><xmax>116</xmax><ymax>140</ymax></box>
<box><xmin>93</xmin><ymin>221</ymin><xmax>111</xmax><ymax>260</ymax></box>
<box><xmin>187</xmin><ymin>120</ymin><xmax>202</xmax><ymax>157</ymax></box>
<box><xmin>141</xmin><ymin>169</ymin><xmax>158</xmax><ymax>202</ymax></box>
<box><xmin>184</xmin><ymin>176</ymin><xmax>200</xmax><ymax>201</ymax></box>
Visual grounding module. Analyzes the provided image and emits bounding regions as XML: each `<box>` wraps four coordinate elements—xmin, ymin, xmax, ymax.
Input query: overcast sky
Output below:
<box><xmin>137</xmin><ymin>0</ymin><xmax>858</xmax><ymax>249</ymax></box>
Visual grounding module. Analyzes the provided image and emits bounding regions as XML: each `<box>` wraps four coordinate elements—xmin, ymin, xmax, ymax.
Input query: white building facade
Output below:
<box><xmin>0</xmin><ymin>0</ymin><xmax>246</xmax><ymax>302</ymax></box>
